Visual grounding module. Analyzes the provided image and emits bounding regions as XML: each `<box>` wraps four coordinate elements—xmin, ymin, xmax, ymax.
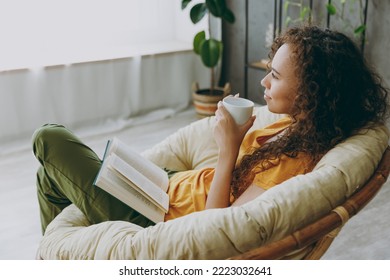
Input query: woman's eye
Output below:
<box><xmin>271</xmin><ymin>72</ymin><xmax>278</xmax><ymax>79</ymax></box>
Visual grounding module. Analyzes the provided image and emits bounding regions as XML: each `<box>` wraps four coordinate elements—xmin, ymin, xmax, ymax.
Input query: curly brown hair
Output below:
<box><xmin>231</xmin><ymin>25</ymin><xmax>389</xmax><ymax>199</ymax></box>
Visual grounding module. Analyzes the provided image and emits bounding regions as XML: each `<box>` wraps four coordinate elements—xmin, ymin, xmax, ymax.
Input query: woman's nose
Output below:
<box><xmin>261</xmin><ymin>73</ymin><xmax>270</xmax><ymax>88</ymax></box>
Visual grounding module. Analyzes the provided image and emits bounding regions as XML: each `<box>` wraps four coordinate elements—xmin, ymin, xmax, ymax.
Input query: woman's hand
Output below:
<box><xmin>213</xmin><ymin>101</ymin><xmax>256</xmax><ymax>156</ymax></box>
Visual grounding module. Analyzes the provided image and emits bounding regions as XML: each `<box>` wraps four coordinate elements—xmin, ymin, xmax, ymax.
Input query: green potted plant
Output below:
<box><xmin>182</xmin><ymin>0</ymin><xmax>235</xmax><ymax>116</ymax></box>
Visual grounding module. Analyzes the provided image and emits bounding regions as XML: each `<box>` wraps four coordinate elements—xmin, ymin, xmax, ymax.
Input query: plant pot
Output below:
<box><xmin>192</xmin><ymin>82</ymin><xmax>231</xmax><ymax>117</ymax></box>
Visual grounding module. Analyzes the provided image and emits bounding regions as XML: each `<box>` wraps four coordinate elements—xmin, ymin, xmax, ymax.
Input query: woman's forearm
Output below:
<box><xmin>206</xmin><ymin>101</ymin><xmax>256</xmax><ymax>209</ymax></box>
<box><xmin>205</xmin><ymin>149</ymin><xmax>238</xmax><ymax>209</ymax></box>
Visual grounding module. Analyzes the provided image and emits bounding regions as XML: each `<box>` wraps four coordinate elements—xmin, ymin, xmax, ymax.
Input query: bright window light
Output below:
<box><xmin>0</xmin><ymin>0</ymin><xmax>206</xmax><ymax>70</ymax></box>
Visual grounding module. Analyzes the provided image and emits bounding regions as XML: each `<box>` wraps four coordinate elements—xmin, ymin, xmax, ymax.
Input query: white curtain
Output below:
<box><xmin>0</xmin><ymin>0</ymin><xmax>210</xmax><ymax>153</ymax></box>
<box><xmin>0</xmin><ymin>51</ymin><xmax>209</xmax><ymax>154</ymax></box>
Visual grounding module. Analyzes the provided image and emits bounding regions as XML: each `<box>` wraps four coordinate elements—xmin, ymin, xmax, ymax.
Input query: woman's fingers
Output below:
<box><xmin>216</xmin><ymin>101</ymin><xmax>235</xmax><ymax>123</ymax></box>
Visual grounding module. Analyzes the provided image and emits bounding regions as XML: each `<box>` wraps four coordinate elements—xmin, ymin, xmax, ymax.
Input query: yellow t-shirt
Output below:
<box><xmin>164</xmin><ymin>117</ymin><xmax>313</xmax><ymax>221</ymax></box>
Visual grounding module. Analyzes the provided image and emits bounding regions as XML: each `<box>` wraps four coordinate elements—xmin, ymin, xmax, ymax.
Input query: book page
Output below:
<box><xmin>109</xmin><ymin>138</ymin><xmax>169</xmax><ymax>192</ymax></box>
<box><xmin>97</xmin><ymin>165</ymin><xmax>165</xmax><ymax>223</ymax></box>
<box><xmin>107</xmin><ymin>154</ymin><xmax>169</xmax><ymax>213</ymax></box>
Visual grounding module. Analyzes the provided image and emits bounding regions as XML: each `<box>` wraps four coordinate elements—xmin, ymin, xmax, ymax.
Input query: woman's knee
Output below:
<box><xmin>32</xmin><ymin>124</ymin><xmax>67</xmax><ymax>161</ymax></box>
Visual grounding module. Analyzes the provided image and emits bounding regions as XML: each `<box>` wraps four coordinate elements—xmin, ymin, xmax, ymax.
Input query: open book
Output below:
<box><xmin>94</xmin><ymin>137</ymin><xmax>169</xmax><ymax>223</ymax></box>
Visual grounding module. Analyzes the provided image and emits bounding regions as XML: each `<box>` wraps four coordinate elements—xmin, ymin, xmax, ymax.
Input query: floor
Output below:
<box><xmin>0</xmin><ymin>107</ymin><xmax>389</xmax><ymax>260</ymax></box>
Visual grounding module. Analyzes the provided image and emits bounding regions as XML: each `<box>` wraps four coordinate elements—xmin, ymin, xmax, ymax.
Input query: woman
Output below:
<box><xmin>33</xmin><ymin>26</ymin><xmax>388</xmax><ymax>234</ymax></box>
<box><xmin>207</xmin><ymin>26</ymin><xmax>389</xmax><ymax>209</ymax></box>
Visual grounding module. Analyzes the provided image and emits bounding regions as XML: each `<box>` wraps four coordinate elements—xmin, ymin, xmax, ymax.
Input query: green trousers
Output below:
<box><xmin>32</xmin><ymin>124</ymin><xmax>155</xmax><ymax>234</ymax></box>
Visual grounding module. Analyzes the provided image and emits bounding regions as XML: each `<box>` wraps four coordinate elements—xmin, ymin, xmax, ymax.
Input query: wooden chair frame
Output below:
<box><xmin>230</xmin><ymin>147</ymin><xmax>390</xmax><ymax>260</ymax></box>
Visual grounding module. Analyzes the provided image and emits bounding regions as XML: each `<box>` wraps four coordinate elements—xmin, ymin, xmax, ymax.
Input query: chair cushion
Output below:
<box><xmin>37</xmin><ymin>106</ymin><xmax>390</xmax><ymax>259</ymax></box>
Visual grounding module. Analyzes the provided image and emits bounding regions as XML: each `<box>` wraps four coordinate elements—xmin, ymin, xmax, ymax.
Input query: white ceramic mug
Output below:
<box><xmin>222</xmin><ymin>96</ymin><xmax>254</xmax><ymax>125</ymax></box>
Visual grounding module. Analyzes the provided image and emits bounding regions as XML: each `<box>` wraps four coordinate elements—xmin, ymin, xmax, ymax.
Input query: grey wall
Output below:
<box><xmin>220</xmin><ymin>0</ymin><xmax>273</xmax><ymax>105</ymax></box>
<box><xmin>220</xmin><ymin>0</ymin><xmax>390</xmax><ymax>111</ymax></box>
<box><xmin>366</xmin><ymin>0</ymin><xmax>390</xmax><ymax>89</ymax></box>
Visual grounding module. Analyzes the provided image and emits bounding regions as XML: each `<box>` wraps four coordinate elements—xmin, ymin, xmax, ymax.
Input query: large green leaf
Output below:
<box><xmin>181</xmin><ymin>0</ymin><xmax>192</xmax><ymax>10</ymax></box>
<box><xmin>200</xmin><ymin>39</ymin><xmax>221</xmax><ymax>68</ymax></box>
<box><xmin>222</xmin><ymin>8</ymin><xmax>235</xmax><ymax>23</ymax></box>
<box><xmin>193</xmin><ymin>31</ymin><xmax>206</xmax><ymax>54</ymax></box>
<box><xmin>190</xmin><ymin>3</ymin><xmax>207</xmax><ymax>24</ymax></box>
<box><xmin>206</xmin><ymin>0</ymin><xmax>225</xmax><ymax>17</ymax></box>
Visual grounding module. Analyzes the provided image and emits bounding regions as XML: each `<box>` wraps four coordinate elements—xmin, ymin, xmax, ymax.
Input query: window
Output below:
<box><xmin>0</xmin><ymin>0</ymin><xmax>206</xmax><ymax>70</ymax></box>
